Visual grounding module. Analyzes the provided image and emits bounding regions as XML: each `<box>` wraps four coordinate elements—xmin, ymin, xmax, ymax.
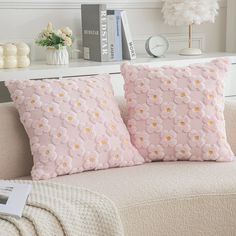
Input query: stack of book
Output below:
<box><xmin>81</xmin><ymin>4</ymin><xmax>136</xmax><ymax>62</ymax></box>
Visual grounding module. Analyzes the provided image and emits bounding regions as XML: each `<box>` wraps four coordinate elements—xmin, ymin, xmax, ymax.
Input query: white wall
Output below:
<box><xmin>226</xmin><ymin>0</ymin><xmax>236</xmax><ymax>52</ymax></box>
<box><xmin>0</xmin><ymin>0</ymin><xmax>228</xmax><ymax>61</ymax></box>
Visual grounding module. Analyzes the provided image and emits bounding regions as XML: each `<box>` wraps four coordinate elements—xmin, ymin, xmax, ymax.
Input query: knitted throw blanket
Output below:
<box><xmin>0</xmin><ymin>181</ymin><xmax>124</xmax><ymax>236</ymax></box>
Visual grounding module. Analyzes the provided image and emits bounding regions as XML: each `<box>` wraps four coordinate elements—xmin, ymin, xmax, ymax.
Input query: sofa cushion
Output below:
<box><xmin>5</xmin><ymin>77</ymin><xmax>144</xmax><ymax>180</ymax></box>
<box><xmin>1</xmin><ymin>98</ymin><xmax>236</xmax><ymax>180</ymax></box>
<box><xmin>20</xmin><ymin>161</ymin><xmax>236</xmax><ymax>236</ymax></box>
<box><xmin>121</xmin><ymin>59</ymin><xmax>234</xmax><ymax>162</ymax></box>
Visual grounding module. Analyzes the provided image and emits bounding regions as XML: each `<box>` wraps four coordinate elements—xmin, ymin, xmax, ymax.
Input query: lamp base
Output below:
<box><xmin>179</xmin><ymin>48</ymin><xmax>202</xmax><ymax>56</ymax></box>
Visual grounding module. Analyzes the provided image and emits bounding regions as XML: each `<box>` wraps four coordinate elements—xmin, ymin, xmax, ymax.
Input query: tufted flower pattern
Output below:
<box><xmin>147</xmin><ymin>144</ymin><xmax>165</xmax><ymax>161</ymax></box>
<box><xmin>188</xmin><ymin>130</ymin><xmax>205</xmax><ymax>147</ymax></box>
<box><xmin>25</xmin><ymin>94</ymin><xmax>42</xmax><ymax>111</ymax></box>
<box><xmin>12</xmin><ymin>90</ymin><xmax>25</xmax><ymax>107</ymax></box>
<box><xmin>70</xmin><ymin>98</ymin><xmax>87</xmax><ymax>112</ymax></box>
<box><xmin>160</xmin><ymin>76</ymin><xmax>177</xmax><ymax>91</ymax></box>
<box><xmin>42</xmin><ymin>103</ymin><xmax>61</xmax><ymax>118</ymax></box>
<box><xmin>174</xmin><ymin>88</ymin><xmax>191</xmax><ymax>104</ymax></box>
<box><xmin>134</xmin><ymin>78</ymin><xmax>149</xmax><ymax>94</ymax></box>
<box><xmin>51</xmin><ymin>127</ymin><xmax>68</xmax><ymax>144</ymax></box>
<box><xmin>147</xmin><ymin>89</ymin><xmax>163</xmax><ymax>105</ymax></box>
<box><xmin>161</xmin><ymin>102</ymin><xmax>176</xmax><ymax>119</ymax></box>
<box><xmin>83</xmin><ymin>152</ymin><xmax>99</xmax><ymax>170</ymax></box>
<box><xmin>6</xmin><ymin>75</ymin><xmax>144</xmax><ymax>180</ymax></box>
<box><xmin>189</xmin><ymin>76</ymin><xmax>205</xmax><ymax>90</ymax></box>
<box><xmin>174</xmin><ymin>116</ymin><xmax>191</xmax><ymax>133</ymax></box>
<box><xmin>35</xmin><ymin>82</ymin><xmax>52</xmax><ymax>95</ymax></box>
<box><xmin>32</xmin><ymin>118</ymin><xmax>50</xmax><ymax>136</ymax></box>
<box><xmin>109</xmin><ymin>149</ymin><xmax>124</xmax><ymax>167</ymax></box>
<box><xmin>126</xmin><ymin>93</ymin><xmax>137</xmax><ymax>107</ymax></box>
<box><xmin>121</xmin><ymin>59</ymin><xmax>234</xmax><ymax>162</ymax></box>
<box><xmin>56</xmin><ymin>156</ymin><xmax>73</xmax><ymax>175</ymax></box>
<box><xmin>38</xmin><ymin>144</ymin><xmax>57</xmax><ymax>163</ymax></box>
<box><xmin>188</xmin><ymin>102</ymin><xmax>205</xmax><ymax>118</ymax></box>
<box><xmin>132</xmin><ymin>132</ymin><xmax>149</xmax><ymax>149</ymax></box>
<box><xmin>175</xmin><ymin>144</ymin><xmax>191</xmax><ymax>160</ymax></box>
<box><xmin>134</xmin><ymin>104</ymin><xmax>149</xmax><ymax>120</ymax></box>
<box><xmin>146</xmin><ymin>117</ymin><xmax>163</xmax><ymax>133</ymax></box>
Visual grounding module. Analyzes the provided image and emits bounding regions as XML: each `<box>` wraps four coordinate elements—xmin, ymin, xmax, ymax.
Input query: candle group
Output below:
<box><xmin>0</xmin><ymin>43</ymin><xmax>30</xmax><ymax>69</ymax></box>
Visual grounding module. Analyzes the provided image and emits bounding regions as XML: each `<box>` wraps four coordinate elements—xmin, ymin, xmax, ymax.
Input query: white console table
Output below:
<box><xmin>0</xmin><ymin>52</ymin><xmax>236</xmax><ymax>101</ymax></box>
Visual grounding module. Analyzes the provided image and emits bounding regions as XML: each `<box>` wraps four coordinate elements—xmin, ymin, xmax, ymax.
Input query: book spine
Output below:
<box><xmin>120</xmin><ymin>11</ymin><xmax>136</xmax><ymax>60</ymax></box>
<box><xmin>114</xmin><ymin>10</ymin><xmax>123</xmax><ymax>61</ymax></box>
<box><xmin>81</xmin><ymin>4</ymin><xmax>89</xmax><ymax>60</ymax></box>
<box><xmin>99</xmin><ymin>5</ymin><xmax>109</xmax><ymax>62</ymax></box>
<box><xmin>81</xmin><ymin>4</ymin><xmax>101</xmax><ymax>61</ymax></box>
<box><xmin>107</xmin><ymin>10</ymin><xmax>116</xmax><ymax>61</ymax></box>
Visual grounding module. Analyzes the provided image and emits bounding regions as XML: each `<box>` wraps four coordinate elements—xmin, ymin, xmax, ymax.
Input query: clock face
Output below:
<box><xmin>145</xmin><ymin>36</ymin><xmax>169</xmax><ymax>57</ymax></box>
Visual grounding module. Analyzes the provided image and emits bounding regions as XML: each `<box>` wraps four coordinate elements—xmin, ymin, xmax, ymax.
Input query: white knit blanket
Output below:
<box><xmin>0</xmin><ymin>181</ymin><xmax>124</xmax><ymax>236</ymax></box>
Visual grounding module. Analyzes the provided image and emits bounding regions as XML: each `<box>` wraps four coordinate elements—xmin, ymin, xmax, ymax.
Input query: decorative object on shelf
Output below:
<box><xmin>0</xmin><ymin>42</ymin><xmax>30</xmax><ymax>69</ymax></box>
<box><xmin>15</xmin><ymin>42</ymin><xmax>31</xmax><ymax>68</ymax></box>
<box><xmin>0</xmin><ymin>45</ymin><xmax>4</xmax><ymax>69</ymax></box>
<box><xmin>145</xmin><ymin>35</ymin><xmax>169</xmax><ymax>57</ymax></box>
<box><xmin>46</xmin><ymin>47</ymin><xmax>69</xmax><ymax>65</ymax></box>
<box><xmin>162</xmin><ymin>0</ymin><xmax>219</xmax><ymax>56</ymax></box>
<box><xmin>36</xmin><ymin>22</ymin><xmax>73</xmax><ymax>65</ymax></box>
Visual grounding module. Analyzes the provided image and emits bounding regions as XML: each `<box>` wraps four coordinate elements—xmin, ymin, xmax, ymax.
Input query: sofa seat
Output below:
<box><xmin>21</xmin><ymin>160</ymin><xmax>236</xmax><ymax>236</ymax></box>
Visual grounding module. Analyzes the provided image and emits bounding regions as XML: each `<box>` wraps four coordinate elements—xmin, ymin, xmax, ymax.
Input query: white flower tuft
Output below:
<box><xmin>162</xmin><ymin>0</ymin><xmax>219</xmax><ymax>26</ymax></box>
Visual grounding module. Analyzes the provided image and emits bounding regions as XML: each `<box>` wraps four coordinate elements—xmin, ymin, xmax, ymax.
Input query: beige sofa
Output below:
<box><xmin>1</xmin><ymin>98</ymin><xmax>236</xmax><ymax>236</ymax></box>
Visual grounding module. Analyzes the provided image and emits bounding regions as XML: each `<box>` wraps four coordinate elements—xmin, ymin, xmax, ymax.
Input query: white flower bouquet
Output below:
<box><xmin>36</xmin><ymin>23</ymin><xmax>73</xmax><ymax>49</ymax></box>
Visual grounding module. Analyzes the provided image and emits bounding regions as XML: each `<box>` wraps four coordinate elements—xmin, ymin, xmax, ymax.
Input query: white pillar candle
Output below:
<box><xmin>0</xmin><ymin>58</ymin><xmax>3</xmax><ymax>69</ymax></box>
<box><xmin>16</xmin><ymin>42</ymin><xmax>30</xmax><ymax>56</ymax></box>
<box><xmin>4</xmin><ymin>43</ymin><xmax>17</xmax><ymax>56</ymax></box>
<box><xmin>0</xmin><ymin>45</ymin><xmax>3</xmax><ymax>56</ymax></box>
<box><xmin>17</xmin><ymin>56</ymin><xmax>30</xmax><ymax>68</ymax></box>
<box><xmin>4</xmin><ymin>56</ymin><xmax>17</xmax><ymax>68</ymax></box>
<box><xmin>0</xmin><ymin>45</ymin><xmax>3</xmax><ymax>69</ymax></box>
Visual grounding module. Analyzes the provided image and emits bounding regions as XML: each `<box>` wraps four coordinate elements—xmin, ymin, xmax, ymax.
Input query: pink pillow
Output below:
<box><xmin>121</xmin><ymin>59</ymin><xmax>234</xmax><ymax>162</ymax></box>
<box><xmin>6</xmin><ymin>75</ymin><xmax>144</xmax><ymax>180</ymax></box>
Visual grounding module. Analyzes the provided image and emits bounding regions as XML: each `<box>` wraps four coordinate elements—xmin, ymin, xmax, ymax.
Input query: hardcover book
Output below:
<box><xmin>0</xmin><ymin>182</ymin><xmax>31</xmax><ymax>218</ymax></box>
<box><xmin>81</xmin><ymin>4</ymin><xmax>109</xmax><ymax>62</ymax></box>
<box><xmin>107</xmin><ymin>10</ymin><xmax>115</xmax><ymax>61</ymax></box>
<box><xmin>107</xmin><ymin>10</ymin><xmax>123</xmax><ymax>61</ymax></box>
<box><xmin>120</xmin><ymin>11</ymin><xmax>136</xmax><ymax>60</ymax></box>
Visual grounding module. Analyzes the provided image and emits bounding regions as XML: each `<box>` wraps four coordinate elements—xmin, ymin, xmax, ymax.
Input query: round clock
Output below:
<box><xmin>145</xmin><ymin>35</ymin><xmax>169</xmax><ymax>58</ymax></box>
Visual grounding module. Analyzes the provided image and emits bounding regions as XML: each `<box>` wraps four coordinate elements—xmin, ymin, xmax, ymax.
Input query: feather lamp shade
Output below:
<box><xmin>162</xmin><ymin>0</ymin><xmax>219</xmax><ymax>55</ymax></box>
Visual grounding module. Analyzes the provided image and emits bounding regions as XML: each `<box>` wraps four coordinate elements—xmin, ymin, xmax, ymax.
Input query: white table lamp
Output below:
<box><xmin>162</xmin><ymin>0</ymin><xmax>219</xmax><ymax>56</ymax></box>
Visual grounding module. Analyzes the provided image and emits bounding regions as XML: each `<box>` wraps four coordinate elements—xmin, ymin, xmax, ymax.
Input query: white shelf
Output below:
<box><xmin>0</xmin><ymin>52</ymin><xmax>236</xmax><ymax>81</ymax></box>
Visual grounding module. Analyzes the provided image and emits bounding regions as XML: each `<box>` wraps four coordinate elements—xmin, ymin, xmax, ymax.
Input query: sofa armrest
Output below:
<box><xmin>224</xmin><ymin>100</ymin><xmax>236</xmax><ymax>155</ymax></box>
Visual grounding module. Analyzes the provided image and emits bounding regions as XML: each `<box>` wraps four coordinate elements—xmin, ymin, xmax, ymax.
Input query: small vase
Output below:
<box><xmin>46</xmin><ymin>47</ymin><xmax>69</xmax><ymax>65</ymax></box>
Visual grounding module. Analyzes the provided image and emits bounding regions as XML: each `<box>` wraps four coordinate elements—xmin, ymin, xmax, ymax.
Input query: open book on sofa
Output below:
<box><xmin>0</xmin><ymin>182</ymin><xmax>31</xmax><ymax>218</ymax></box>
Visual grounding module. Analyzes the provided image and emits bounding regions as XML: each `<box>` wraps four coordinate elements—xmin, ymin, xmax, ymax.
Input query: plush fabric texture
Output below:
<box><xmin>0</xmin><ymin>181</ymin><xmax>124</xmax><ymax>236</ymax></box>
<box><xmin>5</xmin><ymin>76</ymin><xmax>144</xmax><ymax>180</ymax></box>
<box><xmin>121</xmin><ymin>59</ymin><xmax>234</xmax><ymax>162</ymax></box>
<box><xmin>1</xmin><ymin>98</ymin><xmax>236</xmax><ymax>180</ymax></box>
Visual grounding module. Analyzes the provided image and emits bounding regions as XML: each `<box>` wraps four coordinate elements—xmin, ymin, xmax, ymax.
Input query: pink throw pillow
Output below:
<box><xmin>121</xmin><ymin>59</ymin><xmax>234</xmax><ymax>162</ymax></box>
<box><xmin>6</xmin><ymin>75</ymin><xmax>144</xmax><ymax>180</ymax></box>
